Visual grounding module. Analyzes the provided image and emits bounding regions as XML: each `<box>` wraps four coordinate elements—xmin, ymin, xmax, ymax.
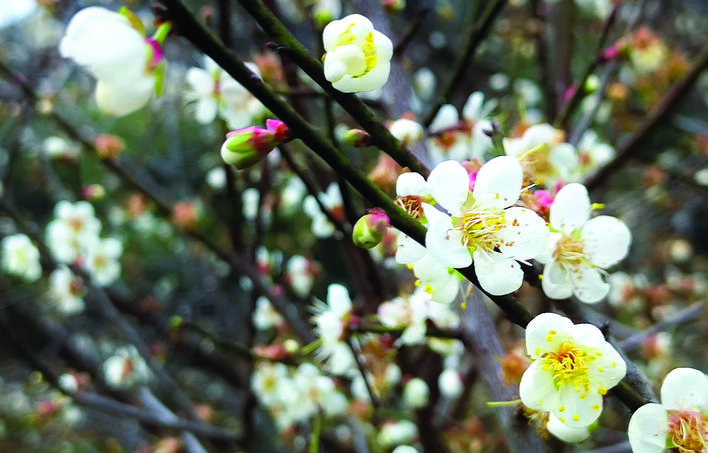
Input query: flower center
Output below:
<box><xmin>668</xmin><ymin>410</ymin><xmax>708</xmax><ymax>452</ymax></box>
<box><xmin>542</xmin><ymin>341</ymin><xmax>595</xmax><ymax>393</ymax></box>
<box><xmin>553</xmin><ymin>234</ymin><xmax>586</xmax><ymax>267</ymax></box>
<box><xmin>395</xmin><ymin>195</ymin><xmax>424</xmax><ymax>219</ymax></box>
<box><xmin>456</xmin><ymin>209</ymin><xmax>505</xmax><ymax>253</ymax></box>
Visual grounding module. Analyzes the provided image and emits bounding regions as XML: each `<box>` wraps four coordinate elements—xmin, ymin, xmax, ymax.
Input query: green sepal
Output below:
<box><xmin>119</xmin><ymin>7</ymin><xmax>145</xmax><ymax>37</ymax></box>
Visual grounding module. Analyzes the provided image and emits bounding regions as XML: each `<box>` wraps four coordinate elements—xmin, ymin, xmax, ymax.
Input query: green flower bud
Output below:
<box><xmin>352</xmin><ymin>208</ymin><xmax>389</xmax><ymax>249</ymax></box>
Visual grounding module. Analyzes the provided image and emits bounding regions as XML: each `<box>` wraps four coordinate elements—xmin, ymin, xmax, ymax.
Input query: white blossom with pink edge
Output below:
<box><xmin>423</xmin><ymin>157</ymin><xmax>549</xmax><ymax>296</ymax></box>
<box><xmin>537</xmin><ymin>183</ymin><xmax>631</xmax><ymax>303</ymax></box>
<box><xmin>628</xmin><ymin>368</ymin><xmax>708</xmax><ymax>453</ymax></box>
<box><xmin>60</xmin><ymin>7</ymin><xmax>165</xmax><ymax>116</ymax></box>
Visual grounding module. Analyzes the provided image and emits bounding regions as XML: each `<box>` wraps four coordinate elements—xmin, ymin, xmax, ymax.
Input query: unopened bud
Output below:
<box><xmin>95</xmin><ymin>134</ymin><xmax>125</xmax><ymax>160</ymax></box>
<box><xmin>344</xmin><ymin>129</ymin><xmax>372</xmax><ymax>148</ymax></box>
<box><xmin>382</xmin><ymin>0</ymin><xmax>406</xmax><ymax>12</ymax></box>
<box><xmin>82</xmin><ymin>184</ymin><xmax>106</xmax><ymax>200</ymax></box>
<box><xmin>352</xmin><ymin>208</ymin><xmax>389</xmax><ymax>249</ymax></box>
<box><xmin>221</xmin><ymin>120</ymin><xmax>288</xmax><ymax>170</ymax></box>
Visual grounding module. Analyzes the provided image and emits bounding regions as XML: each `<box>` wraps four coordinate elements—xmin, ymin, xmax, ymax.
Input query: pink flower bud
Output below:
<box><xmin>221</xmin><ymin>120</ymin><xmax>291</xmax><ymax>170</ymax></box>
<box><xmin>352</xmin><ymin>208</ymin><xmax>390</xmax><ymax>249</ymax></box>
<box><xmin>343</xmin><ymin>128</ymin><xmax>373</xmax><ymax>148</ymax></box>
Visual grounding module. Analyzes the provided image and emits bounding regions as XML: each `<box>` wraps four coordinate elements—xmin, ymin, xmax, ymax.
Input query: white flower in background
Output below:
<box><xmin>519</xmin><ymin>313</ymin><xmax>626</xmax><ymax>428</ymax></box>
<box><xmin>388</xmin><ymin>118</ymin><xmax>424</xmax><ymax>148</ymax></box>
<box><xmin>413</xmin><ymin>67</ymin><xmax>436</xmax><ymax>101</ymax></box>
<box><xmin>49</xmin><ymin>265</ymin><xmax>85</xmax><ymax>315</ymax></box>
<box><xmin>252</xmin><ymin>362</ymin><xmax>290</xmax><ymax>407</ymax></box>
<box><xmin>403</xmin><ymin>377</ymin><xmax>429</xmax><ymax>409</ymax></box>
<box><xmin>573</xmin><ymin>130</ymin><xmax>615</xmax><ymax>180</ymax></box>
<box><xmin>503</xmin><ymin>123</ymin><xmax>578</xmax><ymax>187</ymax></box>
<box><xmin>103</xmin><ymin>345</ymin><xmax>151</xmax><ymax>389</ymax></box>
<box><xmin>205</xmin><ymin>166</ymin><xmax>226</xmax><ymax>190</ymax></box>
<box><xmin>46</xmin><ymin>201</ymin><xmax>101</xmax><ymax>264</ymax></box>
<box><xmin>185</xmin><ymin>56</ymin><xmax>266</xmax><ymax>129</ymax></box>
<box><xmin>628</xmin><ymin>368</ymin><xmax>708</xmax><ymax>453</ymax></box>
<box><xmin>0</xmin><ymin>0</ymin><xmax>37</xmax><ymax>29</ymax></box>
<box><xmin>59</xmin><ymin>7</ymin><xmax>167</xmax><ymax>116</ymax></box>
<box><xmin>392</xmin><ymin>446</ymin><xmax>419</xmax><ymax>453</ymax></box>
<box><xmin>1</xmin><ymin>234</ymin><xmax>42</xmax><ymax>282</ymax></box>
<box><xmin>83</xmin><ymin>237</ymin><xmax>122</xmax><ymax>286</ymax></box>
<box><xmin>547</xmin><ymin>413</ymin><xmax>592</xmax><ymax>443</ymax></box>
<box><xmin>537</xmin><ymin>183</ymin><xmax>631</xmax><ymax>303</ymax></box>
<box><xmin>285</xmin><ymin>255</ymin><xmax>315</xmax><ymax>298</ymax></box>
<box><xmin>252</xmin><ymin>296</ymin><xmax>284</xmax><ymax>330</ymax></box>
<box><xmin>292</xmin><ymin>363</ymin><xmax>348</xmax><ymax>420</ymax></box>
<box><xmin>427</xmin><ymin>92</ymin><xmax>495</xmax><ymax>166</ymax></box>
<box><xmin>312</xmin><ymin>283</ymin><xmax>357</xmax><ymax>375</ymax></box>
<box><xmin>424</xmin><ymin>157</ymin><xmax>549</xmax><ymax>295</ymax></box>
<box><xmin>322</xmin><ymin>14</ymin><xmax>393</xmax><ymax>93</ymax></box>
<box><xmin>438</xmin><ymin>367</ymin><xmax>463</xmax><ymax>399</ymax></box>
<box><xmin>43</xmin><ymin>136</ymin><xmax>79</xmax><ymax>160</ymax></box>
<box><xmin>378</xmin><ymin>419</ymin><xmax>419</xmax><ymax>448</ymax></box>
<box><xmin>279</xmin><ymin>176</ymin><xmax>307</xmax><ymax>215</ymax></box>
<box><xmin>303</xmin><ymin>183</ymin><xmax>343</xmax><ymax>239</ymax></box>
<box><xmin>312</xmin><ymin>0</ymin><xmax>341</xmax><ymax>24</ymax></box>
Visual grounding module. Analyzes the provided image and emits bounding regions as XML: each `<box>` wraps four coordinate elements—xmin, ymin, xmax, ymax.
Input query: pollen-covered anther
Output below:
<box><xmin>458</xmin><ymin>210</ymin><xmax>506</xmax><ymax>251</ymax></box>
<box><xmin>541</xmin><ymin>342</ymin><xmax>595</xmax><ymax>393</ymax></box>
<box><xmin>395</xmin><ymin>195</ymin><xmax>424</xmax><ymax>219</ymax></box>
<box><xmin>553</xmin><ymin>234</ymin><xmax>586</xmax><ymax>266</ymax></box>
<box><xmin>668</xmin><ymin>410</ymin><xmax>708</xmax><ymax>452</ymax></box>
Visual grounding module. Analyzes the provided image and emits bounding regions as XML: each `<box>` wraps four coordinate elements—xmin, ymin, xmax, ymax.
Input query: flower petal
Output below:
<box><xmin>472</xmin><ymin>250</ymin><xmax>523</xmax><ymax>295</ymax></box>
<box><xmin>472</xmin><ymin>156</ymin><xmax>523</xmax><ymax>210</ymax></box>
<box><xmin>428</xmin><ymin>160</ymin><xmax>470</xmax><ymax>215</ymax></box>
<box><xmin>525</xmin><ymin>312</ymin><xmax>573</xmax><ymax>359</ymax></box>
<box><xmin>396</xmin><ymin>172</ymin><xmax>429</xmax><ymax>197</ymax></box>
<box><xmin>519</xmin><ymin>360</ymin><xmax>559</xmax><ymax>411</ymax></box>
<box><xmin>554</xmin><ymin>384</ymin><xmax>603</xmax><ymax>427</ymax></box>
<box><xmin>497</xmin><ymin>207</ymin><xmax>549</xmax><ymax>260</ymax></box>
<box><xmin>547</xmin><ymin>413</ymin><xmax>591</xmax><ymax>443</ymax></box>
<box><xmin>423</xmin><ymin>204</ymin><xmax>472</xmax><ymax>269</ymax></box>
<box><xmin>660</xmin><ymin>367</ymin><xmax>708</xmax><ymax>412</ymax></box>
<box><xmin>395</xmin><ymin>232</ymin><xmax>427</xmax><ymax>264</ymax></box>
<box><xmin>570</xmin><ymin>263</ymin><xmax>609</xmax><ymax>304</ymax></box>
<box><xmin>542</xmin><ymin>260</ymin><xmax>574</xmax><ymax>300</ymax></box>
<box><xmin>429</xmin><ymin>104</ymin><xmax>459</xmax><ymax>133</ymax></box>
<box><xmin>627</xmin><ymin>403</ymin><xmax>669</xmax><ymax>453</ymax></box>
<box><xmin>549</xmin><ymin>183</ymin><xmax>590</xmax><ymax>234</ymax></box>
<box><xmin>581</xmin><ymin>215</ymin><xmax>631</xmax><ymax>268</ymax></box>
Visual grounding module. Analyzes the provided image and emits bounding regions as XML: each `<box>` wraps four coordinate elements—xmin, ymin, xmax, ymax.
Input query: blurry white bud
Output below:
<box><xmin>403</xmin><ymin>378</ymin><xmax>429</xmax><ymax>409</ymax></box>
<box><xmin>438</xmin><ymin>368</ymin><xmax>463</xmax><ymax>399</ymax></box>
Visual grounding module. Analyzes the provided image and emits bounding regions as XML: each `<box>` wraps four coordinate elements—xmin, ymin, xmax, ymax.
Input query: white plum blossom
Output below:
<box><xmin>312</xmin><ymin>0</ymin><xmax>341</xmax><ymax>24</ymax></box>
<box><xmin>537</xmin><ymin>183</ymin><xmax>631</xmax><ymax>303</ymax></box>
<box><xmin>285</xmin><ymin>255</ymin><xmax>315</xmax><ymax>298</ymax></box>
<box><xmin>322</xmin><ymin>14</ymin><xmax>393</xmax><ymax>93</ymax></box>
<box><xmin>49</xmin><ymin>265</ymin><xmax>85</xmax><ymax>315</ymax></box>
<box><xmin>503</xmin><ymin>123</ymin><xmax>579</xmax><ymax>187</ymax></box>
<box><xmin>103</xmin><ymin>345</ymin><xmax>151</xmax><ymax>389</ymax></box>
<box><xmin>519</xmin><ymin>313</ymin><xmax>626</xmax><ymax>428</ymax></box>
<box><xmin>628</xmin><ymin>368</ymin><xmax>708</xmax><ymax>453</ymax></box>
<box><xmin>378</xmin><ymin>419</ymin><xmax>418</xmax><ymax>448</ymax></box>
<box><xmin>303</xmin><ymin>183</ymin><xmax>343</xmax><ymax>239</ymax></box>
<box><xmin>424</xmin><ymin>157</ymin><xmax>549</xmax><ymax>295</ymax></box>
<box><xmin>1</xmin><ymin>233</ymin><xmax>42</xmax><ymax>282</ymax></box>
<box><xmin>83</xmin><ymin>237</ymin><xmax>122</xmax><ymax>286</ymax></box>
<box><xmin>311</xmin><ymin>283</ymin><xmax>357</xmax><ymax>375</ymax></box>
<box><xmin>59</xmin><ymin>7</ymin><xmax>167</xmax><ymax>116</ymax></box>
<box><xmin>388</xmin><ymin>118</ymin><xmax>424</xmax><ymax>148</ymax></box>
<box><xmin>0</xmin><ymin>0</ymin><xmax>37</xmax><ymax>29</ymax></box>
<box><xmin>185</xmin><ymin>56</ymin><xmax>266</xmax><ymax>128</ymax></box>
<box><xmin>45</xmin><ymin>201</ymin><xmax>101</xmax><ymax>264</ymax></box>
<box><xmin>252</xmin><ymin>296</ymin><xmax>284</xmax><ymax>330</ymax></box>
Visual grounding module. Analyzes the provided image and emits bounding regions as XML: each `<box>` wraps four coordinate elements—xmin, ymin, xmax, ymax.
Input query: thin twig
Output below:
<box><xmin>423</xmin><ymin>0</ymin><xmax>507</xmax><ymax>127</ymax></box>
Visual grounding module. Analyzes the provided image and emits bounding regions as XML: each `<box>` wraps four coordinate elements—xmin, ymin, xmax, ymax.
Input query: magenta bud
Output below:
<box><xmin>352</xmin><ymin>208</ymin><xmax>390</xmax><ymax>249</ymax></box>
<box><xmin>221</xmin><ymin>126</ymin><xmax>277</xmax><ymax>169</ymax></box>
